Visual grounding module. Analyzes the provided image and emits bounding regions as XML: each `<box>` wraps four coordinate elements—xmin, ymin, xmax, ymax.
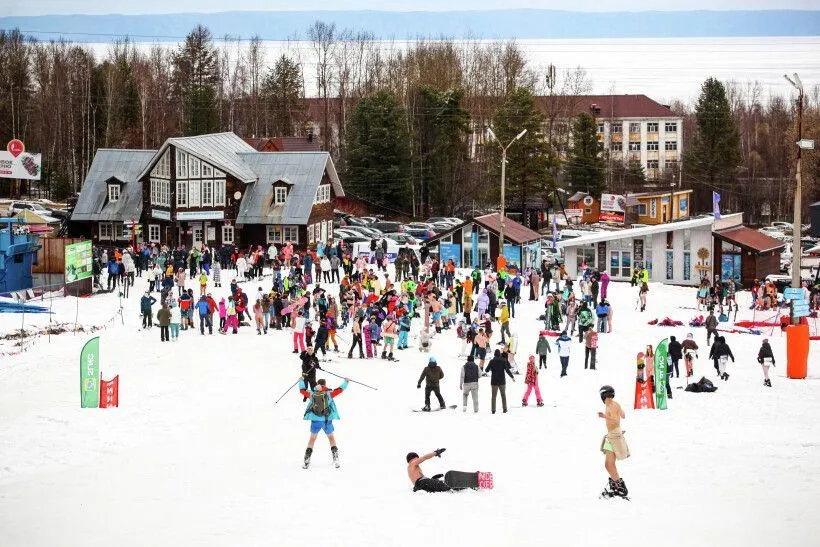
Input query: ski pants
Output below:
<box><xmin>398</xmin><ymin>330</ymin><xmax>409</xmax><ymax>348</ymax></box>
<box><xmin>560</xmin><ymin>356</ymin><xmax>569</xmax><ymax>376</ymax></box>
<box><xmin>490</xmin><ymin>384</ymin><xmax>508</xmax><ymax>413</ymax></box>
<box><xmin>538</xmin><ymin>354</ymin><xmax>547</xmax><ymax>368</ymax></box>
<box><xmin>523</xmin><ymin>381</ymin><xmax>542</xmax><ymax>404</ymax></box>
<box><xmin>462</xmin><ymin>382</ymin><xmax>479</xmax><ymax>412</ymax></box>
<box><xmin>348</xmin><ymin>333</ymin><xmax>364</xmax><ymax>357</ymax></box>
<box><xmin>585</xmin><ymin>347</ymin><xmax>596</xmax><ymax>369</ymax></box>
<box><xmin>414</xmin><ymin>477</ymin><xmax>451</xmax><ymax>493</ymax></box>
<box><xmin>425</xmin><ymin>385</ymin><xmax>445</xmax><ymax>408</ymax></box>
<box><xmin>293</xmin><ymin>331</ymin><xmax>306</xmax><ymax>352</ymax></box>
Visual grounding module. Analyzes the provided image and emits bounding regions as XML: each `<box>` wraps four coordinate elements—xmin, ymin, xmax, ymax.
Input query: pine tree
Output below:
<box><xmin>344</xmin><ymin>90</ymin><xmax>412</xmax><ymax>212</ymax></box>
<box><xmin>566</xmin><ymin>112</ymin><xmax>606</xmax><ymax>196</ymax></box>
<box><xmin>173</xmin><ymin>25</ymin><xmax>220</xmax><ymax>136</ymax></box>
<box><xmin>490</xmin><ymin>87</ymin><xmax>557</xmax><ymax>226</ymax></box>
<box><xmin>262</xmin><ymin>55</ymin><xmax>304</xmax><ymax>137</ymax></box>
<box><xmin>685</xmin><ymin>77</ymin><xmax>741</xmax><ymax>212</ymax></box>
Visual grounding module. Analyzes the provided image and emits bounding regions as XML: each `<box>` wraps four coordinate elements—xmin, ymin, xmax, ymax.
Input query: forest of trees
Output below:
<box><xmin>0</xmin><ymin>24</ymin><xmax>817</xmax><ymax>223</ymax></box>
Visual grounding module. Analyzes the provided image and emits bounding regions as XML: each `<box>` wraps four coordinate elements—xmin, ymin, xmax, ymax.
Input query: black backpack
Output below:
<box><xmin>308</xmin><ymin>390</ymin><xmax>331</xmax><ymax>420</ymax></box>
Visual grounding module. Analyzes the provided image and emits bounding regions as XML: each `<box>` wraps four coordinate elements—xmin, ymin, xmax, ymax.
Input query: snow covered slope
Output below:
<box><xmin>0</xmin><ymin>270</ymin><xmax>818</xmax><ymax>547</ymax></box>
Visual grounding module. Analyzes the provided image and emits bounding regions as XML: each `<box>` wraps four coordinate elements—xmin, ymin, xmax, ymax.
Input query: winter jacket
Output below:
<box><xmin>757</xmin><ymin>342</ymin><xmax>775</xmax><ymax>364</ymax></box>
<box><xmin>578</xmin><ymin>309</ymin><xmax>593</xmax><ymax>327</ymax></box>
<box><xmin>595</xmin><ymin>303</ymin><xmax>609</xmax><ymax>317</ymax></box>
<box><xmin>555</xmin><ymin>334</ymin><xmax>572</xmax><ymax>357</ymax></box>
<box><xmin>681</xmin><ymin>339</ymin><xmax>699</xmax><ymax>354</ymax></box>
<box><xmin>196</xmin><ymin>299</ymin><xmax>210</xmax><ymax>316</ymax></box>
<box><xmin>499</xmin><ymin>306</ymin><xmax>510</xmax><ymax>324</ymax></box>
<box><xmin>705</xmin><ymin>315</ymin><xmax>719</xmax><ymax>330</ymax></box>
<box><xmin>418</xmin><ymin>363</ymin><xmax>444</xmax><ymax>388</ymax></box>
<box><xmin>299</xmin><ymin>380</ymin><xmax>348</xmax><ymax>421</ymax></box>
<box><xmin>300</xmin><ymin>351</ymin><xmax>320</xmax><ymax>377</ymax></box>
<box><xmin>460</xmin><ymin>361</ymin><xmax>480</xmax><ymax>387</ymax></box>
<box><xmin>584</xmin><ymin>330</ymin><xmax>598</xmax><ymax>349</ymax></box>
<box><xmin>170</xmin><ymin>307</ymin><xmax>182</xmax><ymax>324</ymax></box>
<box><xmin>535</xmin><ymin>336</ymin><xmax>551</xmax><ymax>355</ymax></box>
<box><xmin>156</xmin><ymin>307</ymin><xmax>171</xmax><ymax>326</ymax></box>
<box><xmin>525</xmin><ymin>361</ymin><xmax>539</xmax><ymax>385</ymax></box>
<box><xmin>709</xmin><ymin>341</ymin><xmax>735</xmax><ymax>362</ymax></box>
<box><xmin>140</xmin><ymin>295</ymin><xmax>157</xmax><ymax>313</ymax></box>
<box><xmin>668</xmin><ymin>339</ymin><xmax>683</xmax><ymax>360</ymax></box>
<box><xmin>484</xmin><ymin>355</ymin><xmax>514</xmax><ymax>386</ymax></box>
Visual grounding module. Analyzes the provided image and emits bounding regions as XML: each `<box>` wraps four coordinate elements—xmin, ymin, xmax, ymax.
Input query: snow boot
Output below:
<box><xmin>422</xmin><ymin>405</ymin><xmax>431</xmax><ymax>412</ymax></box>
<box><xmin>389</xmin><ymin>352</ymin><xmax>394</xmax><ymax>361</ymax></box>
<box><xmin>439</xmin><ymin>403</ymin><xmax>446</xmax><ymax>410</ymax></box>
<box><xmin>601</xmin><ymin>478</ymin><xmax>617</xmax><ymax>498</ymax></box>
<box><xmin>764</xmin><ymin>378</ymin><xmax>772</xmax><ymax>387</ymax></box>
<box><xmin>381</xmin><ymin>351</ymin><xmax>387</xmax><ymax>359</ymax></box>
<box><xmin>331</xmin><ymin>446</ymin><xmax>340</xmax><ymax>468</ymax></box>
<box><xmin>537</xmin><ymin>401</ymin><xmax>544</xmax><ymax>407</ymax></box>
<box><xmin>614</xmin><ymin>478</ymin><xmax>628</xmax><ymax>498</ymax></box>
<box><xmin>303</xmin><ymin>447</ymin><xmax>313</xmax><ymax>469</ymax></box>
<box><xmin>722</xmin><ymin>372</ymin><xmax>730</xmax><ymax>381</ymax></box>
<box><xmin>521</xmin><ymin>400</ymin><xmax>528</xmax><ymax>407</ymax></box>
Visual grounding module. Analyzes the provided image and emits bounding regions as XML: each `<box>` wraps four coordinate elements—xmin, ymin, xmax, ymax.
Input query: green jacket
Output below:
<box><xmin>536</xmin><ymin>336</ymin><xmax>551</xmax><ymax>355</ymax></box>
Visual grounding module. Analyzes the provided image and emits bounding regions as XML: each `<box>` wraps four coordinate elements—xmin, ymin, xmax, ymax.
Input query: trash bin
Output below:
<box><xmin>786</xmin><ymin>324</ymin><xmax>809</xmax><ymax>379</ymax></box>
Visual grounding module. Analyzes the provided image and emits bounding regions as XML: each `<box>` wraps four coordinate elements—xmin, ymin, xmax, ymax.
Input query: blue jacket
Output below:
<box><xmin>300</xmin><ymin>380</ymin><xmax>348</xmax><ymax>421</ymax></box>
<box><xmin>196</xmin><ymin>299</ymin><xmax>211</xmax><ymax>316</ymax></box>
<box><xmin>107</xmin><ymin>261</ymin><xmax>118</xmax><ymax>275</ymax></box>
<box><xmin>140</xmin><ymin>294</ymin><xmax>157</xmax><ymax>312</ymax></box>
<box><xmin>595</xmin><ymin>304</ymin><xmax>609</xmax><ymax>317</ymax></box>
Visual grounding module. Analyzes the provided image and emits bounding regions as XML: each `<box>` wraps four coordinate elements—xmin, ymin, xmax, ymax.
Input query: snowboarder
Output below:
<box><xmin>407</xmin><ymin>449</ymin><xmax>450</xmax><ymax>492</ymax></box>
<box><xmin>484</xmin><ymin>349</ymin><xmax>515</xmax><ymax>414</ymax></box>
<box><xmin>757</xmin><ymin>338</ymin><xmax>775</xmax><ymax>387</ymax></box>
<box><xmin>598</xmin><ymin>385</ymin><xmax>629</xmax><ymax>499</ymax></box>
<box><xmin>460</xmin><ymin>355</ymin><xmax>480</xmax><ymax>413</ymax></box>
<box><xmin>417</xmin><ymin>357</ymin><xmax>446</xmax><ymax>411</ymax></box>
<box><xmin>300</xmin><ymin>377</ymin><xmax>348</xmax><ymax>469</ymax></box>
<box><xmin>522</xmin><ymin>355</ymin><xmax>543</xmax><ymax>407</ymax></box>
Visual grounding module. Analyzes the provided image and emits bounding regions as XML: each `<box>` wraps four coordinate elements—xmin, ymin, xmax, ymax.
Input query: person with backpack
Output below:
<box><xmin>556</xmin><ymin>331</ymin><xmax>572</xmax><ymax>377</ymax></box>
<box><xmin>595</xmin><ymin>300</ymin><xmax>610</xmax><ymax>333</ymax></box>
<box><xmin>300</xmin><ymin>376</ymin><xmax>349</xmax><ymax>469</ymax></box>
<box><xmin>417</xmin><ymin>357</ymin><xmax>446</xmax><ymax>412</ymax></box>
<box><xmin>460</xmin><ymin>355</ymin><xmax>480</xmax><ymax>413</ymax></box>
<box><xmin>757</xmin><ymin>338</ymin><xmax>775</xmax><ymax>387</ymax></box>
<box><xmin>577</xmin><ymin>302</ymin><xmax>593</xmax><ymax>343</ymax></box>
<box><xmin>197</xmin><ymin>294</ymin><xmax>213</xmax><ymax>335</ymax></box>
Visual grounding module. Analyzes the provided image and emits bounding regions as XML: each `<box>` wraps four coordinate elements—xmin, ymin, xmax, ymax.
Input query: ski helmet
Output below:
<box><xmin>406</xmin><ymin>452</ymin><xmax>419</xmax><ymax>463</ymax></box>
<box><xmin>599</xmin><ymin>385</ymin><xmax>615</xmax><ymax>402</ymax></box>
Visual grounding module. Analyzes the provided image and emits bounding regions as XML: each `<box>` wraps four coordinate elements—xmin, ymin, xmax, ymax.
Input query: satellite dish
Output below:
<box><xmin>234</xmin><ymin>191</ymin><xmax>242</xmax><ymax>200</ymax></box>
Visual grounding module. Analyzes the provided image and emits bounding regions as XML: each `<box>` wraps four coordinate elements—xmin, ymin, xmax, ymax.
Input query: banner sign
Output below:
<box><xmin>65</xmin><ymin>240</ymin><xmax>93</xmax><ymax>283</ymax></box>
<box><xmin>80</xmin><ymin>337</ymin><xmax>101</xmax><ymax>408</ymax></box>
<box><xmin>654</xmin><ymin>338</ymin><xmax>669</xmax><ymax>410</ymax></box>
<box><xmin>502</xmin><ymin>244</ymin><xmax>521</xmax><ymax>266</ymax></box>
<box><xmin>100</xmin><ymin>375</ymin><xmax>119</xmax><ymax>408</ymax></box>
<box><xmin>0</xmin><ymin>139</ymin><xmax>41</xmax><ymax>180</ymax></box>
<box><xmin>599</xmin><ymin>211</ymin><xmax>625</xmax><ymax>223</ymax></box>
<box><xmin>565</xmin><ymin>208</ymin><xmax>583</xmax><ymax>218</ymax></box>
<box><xmin>600</xmin><ymin>193</ymin><xmax>626</xmax><ymax>213</ymax></box>
<box><xmin>439</xmin><ymin>243</ymin><xmax>461</xmax><ymax>267</ymax></box>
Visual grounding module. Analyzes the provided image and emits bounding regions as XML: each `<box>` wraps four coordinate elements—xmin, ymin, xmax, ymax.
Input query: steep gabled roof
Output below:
<box><xmin>71</xmin><ymin>149</ymin><xmax>156</xmax><ymax>222</ymax></box>
<box><xmin>235</xmin><ymin>152</ymin><xmax>342</xmax><ymax>225</ymax></box>
<box><xmin>136</xmin><ymin>132</ymin><xmax>258</xmax><ymax>183</ymax></box>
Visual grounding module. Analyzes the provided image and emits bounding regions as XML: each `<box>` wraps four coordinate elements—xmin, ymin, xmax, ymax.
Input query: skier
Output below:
<box><xmin>417</xmin><ymin>357</ymin><xmax>446</xmax><ymax>411</ymax></box>
<box><xmin>484</xmin><ymin>349</ymin><xmax>515</xmax><ymax>414</ymax></box>
<box><xmin>300</xmin><ymin>346</ymin><xmax>320</xmax><ymax>392</ymax></box>
<box><xmin>598</xmin><ymin>385</ymin><xmax>630</xmax><ymax>499</ymax></box>
<box><xmin>521</xmin><ymin>355</ymin><xmax>543</xmax><ymax>407</ymax></box>
<box><xmin>556</xmin><ymin>331</ymin><xmax>572</xmax><ymax>377</ymax></box>
<box><xmin>757</xmin><ymin>338</ymin><xmax>775</xmax><ymax>387</ymax></box>
<box><xmin>300</xmin><ymin>377</ymin><xmax>349</xmax><ymax>469</ymax></box>
<box><xmin>536</xmin><ymin>331</ymin><xmax>551</xmax><ymax>369</ymax></box>
<box><xmin>407</xmin><ymin>448</ymin><xmax>450</xmax><ymax>492</ymax></box>
<box><xmin>460</xmin><ymin>355</ymin><xmax>480</xmax><ymax>413</ymax></box>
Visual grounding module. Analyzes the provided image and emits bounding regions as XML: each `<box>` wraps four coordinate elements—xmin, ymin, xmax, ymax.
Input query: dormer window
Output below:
<box><xmin>108</xmin><ymin>184</ymin><xmax>121</xmax><ymax>202</ymax></box>
<box><xmin>274</xmin><ymin>186</ymin><xmax>288</xmax><ymax>205</ymax></box>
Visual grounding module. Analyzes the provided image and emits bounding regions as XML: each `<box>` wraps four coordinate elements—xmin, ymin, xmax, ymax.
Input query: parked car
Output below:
<box><xmin>9</xmin><ymin>201</ymin><xmax>51</xmax><ymax>216</ymax></box>
<box><xmin>358</xmin><ymin>216</ymin><xmax>379</xmax><ymax>225</ymax></box>
<box><xmin>341</xmin><ymin>225</ymin><xmax>383</xmax><ymax>239</ymax></box>
<box><xmin>429</xmin><ymin>222</ymin><xmax>455</xmax><ymax>234</ymax></box>
<box><xmin>333</xmin><ymin>228</ymin><xmax>363</xmax><ymax>239</ymax></box>
<box><xmin>385</xmin><ymin>233</ymin><xmax>420</xmax><ymax>249</ymax></box>
<box><xmin>371</xmin><ymin>221</ymin><xmax>404</xmax><ymax>233</ymax></box>
<box><xmin>345</xmin><ymin>216</ymin><xmax>370</xmax><ymax>227</ymax></box>
<box><xmin>403</xmin><ymin>226</ymin><xmax>436</xmax><ymax>240</ymax></box>
<box><xmin>759</xmin><ymin>226</ymin><xmax>786</xmax><ymax>239</ymax></box>
<box><xmin>426</xmin><ymin>216</ymin><xmax>461</xmax><ymax>226</ymax></box>
<box><xmin>770</xmin><ymin>221</ymin><xmax>794</xmax><ymax>234</ymax></box>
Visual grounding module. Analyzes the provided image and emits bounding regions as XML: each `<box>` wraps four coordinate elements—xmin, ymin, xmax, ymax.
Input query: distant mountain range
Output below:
<box><xmin>2</xmin><ymin>10</ymin><xmax>819</xmax><ymax>41</ymax></box>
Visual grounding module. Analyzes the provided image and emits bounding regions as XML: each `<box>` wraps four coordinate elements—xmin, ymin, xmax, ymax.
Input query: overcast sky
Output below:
<box><xmin>6</xmin><ymin>0</ymin><xmax>820</xmax><ymax>16</ymax></box>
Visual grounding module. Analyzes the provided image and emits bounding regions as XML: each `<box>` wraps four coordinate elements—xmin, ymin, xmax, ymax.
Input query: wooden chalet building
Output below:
<box><xmin>70</xmin><ymin>132</ymin><xmax>343</xmax><ymax>250</ymax></box>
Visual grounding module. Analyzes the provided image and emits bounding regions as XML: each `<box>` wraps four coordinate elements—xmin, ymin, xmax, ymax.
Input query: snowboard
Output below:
<box><xmin>599</xmin><ymin>491</ymin><xmax>630</xmax><ymax>501</ymax></box>
<box><xmin>412</xmin><ymin>405</ymin><xmax>457</xmax><ymax>413</ymax></box>
<box><xmin>444</xmin><ymin>470</ymin><xmax>494</xmax><ymax>490</ymax></box>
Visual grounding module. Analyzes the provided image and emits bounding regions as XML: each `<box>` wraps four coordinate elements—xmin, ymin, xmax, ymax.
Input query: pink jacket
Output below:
<box><xmin>218</xmin><ymin>301</ymin><xmax>227</xmax><ymax>318</ymax></box>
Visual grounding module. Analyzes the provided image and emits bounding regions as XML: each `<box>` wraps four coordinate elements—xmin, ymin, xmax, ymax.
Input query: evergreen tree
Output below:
<box><xmin>490</xmin><ymin>87</ymin><xmax>557</xmax><ymax>222</ymax></box>
<box><xmin>344</xmin><ymin>90</ymin><xmax>412</xmax><ymax>212</ymax></box>
<box><xmin>262</xmin><ymin>55</ymin><xmax>305</xmax><ymax>137</ymax></box>
<box><xmin>566</xmin><ymin>112</ymin><xmax>606</xmax><ymax>196</ymax></box>
<box><xmin>173</xmin><ymin>25</ymin><xmax>220</xmax><ymax>136</ymax></box>
<box><xmin>685</xmin><ymin>77</ymin><xmax>741</xmax><ymax>212</ymax></box>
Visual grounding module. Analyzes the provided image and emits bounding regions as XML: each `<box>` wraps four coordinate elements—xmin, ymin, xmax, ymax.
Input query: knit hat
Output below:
<box><xmin>429</xmin><ymin>357</ymin><xmax>437</xmax><ymax>365</ymax></box>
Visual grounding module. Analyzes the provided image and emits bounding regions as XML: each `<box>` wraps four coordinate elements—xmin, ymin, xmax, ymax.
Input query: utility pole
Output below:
<box><xmin>784</xmin><ymin>73</ymin><xmax>804</xmax><ymax>316</ymax></box>
<box><xmin>487</xmin><ymin>127</ymin><xmax>527</xmax><ymax>257</ymax></box>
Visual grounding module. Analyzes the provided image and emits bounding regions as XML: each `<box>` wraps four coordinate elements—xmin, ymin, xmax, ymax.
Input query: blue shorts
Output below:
<box><xmin>310</xmin><ymin>420</ymin><xmax>335</xmax><ymax>435</ymax></box>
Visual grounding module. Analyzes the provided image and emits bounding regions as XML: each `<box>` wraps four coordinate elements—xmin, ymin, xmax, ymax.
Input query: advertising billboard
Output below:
<box><xmin>0</xmin><ymin>139</ymin><xmax>41</xmax><ymax>180</ymax></box>
<box><xmin>599</xmin><ymin>193</ymin><xmax>626</xmax><ymax>224</ymax></box>
<box><xmin>65</xmin><ymin>240</ymin><xmax>93</xmax><ymax>283</ymax></box>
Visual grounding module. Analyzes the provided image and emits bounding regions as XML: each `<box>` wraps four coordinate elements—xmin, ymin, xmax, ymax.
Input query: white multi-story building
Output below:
<box><xmin>538</xmin><ymin>94</ymin><xmax>684</xmax><ymax>181</ymax></box>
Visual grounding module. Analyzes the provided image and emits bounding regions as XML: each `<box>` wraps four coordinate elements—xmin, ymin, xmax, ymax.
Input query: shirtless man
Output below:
<box><xmin>598</xmin><ymin>385</ymin><xmax>630</xmax><ymax>499</ymax></box>
<box><xmin>406</xmin><ymin>448</ymin><xmax>450</xmax><ymax>492</ymax></box>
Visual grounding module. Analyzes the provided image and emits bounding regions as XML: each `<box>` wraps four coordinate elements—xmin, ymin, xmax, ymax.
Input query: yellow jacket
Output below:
<box><xmin>499</xmin><ymin>306</ymin><xmax>510</xmax><ymax>324</ymax></box>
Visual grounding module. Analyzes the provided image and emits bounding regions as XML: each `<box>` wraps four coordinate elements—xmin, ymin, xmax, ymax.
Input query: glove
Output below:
<box><xmin>434</xmin><ymin>448</ymin><xmax>446</xmax><ymax>457</ymax></box>
<box><xmin>417</xmin><ymin>384</ymin><xmax>421</xmax><ymax>389</ymax></box>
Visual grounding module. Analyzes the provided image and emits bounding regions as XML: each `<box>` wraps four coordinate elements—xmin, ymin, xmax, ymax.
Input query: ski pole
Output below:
<box><xmin>320</xmin><ymin>368</ymin><xmax>378</xmax><ymax>391</ymax></box>
<box><xmin>273</xmin><ymin>377</ymin><xmax>303</xmax><ymax>405</ymax></box>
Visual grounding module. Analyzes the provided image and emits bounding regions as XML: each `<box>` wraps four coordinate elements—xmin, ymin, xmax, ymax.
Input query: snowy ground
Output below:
<box><xmin>1</xmin><ymin>268</ymin><xmax>819</xmax><ymax>547</ymax></box>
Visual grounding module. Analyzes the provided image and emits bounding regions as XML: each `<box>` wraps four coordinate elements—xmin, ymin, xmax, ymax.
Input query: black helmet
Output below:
<box><xmin>406</xmin><ymin>452</ymin><xmax>419</xmax><ymax>463</ymax></box>
<box><xmin>599</xmin><ymin>385</ymin><xmax>615</xmax><ymax>402</ymax></box>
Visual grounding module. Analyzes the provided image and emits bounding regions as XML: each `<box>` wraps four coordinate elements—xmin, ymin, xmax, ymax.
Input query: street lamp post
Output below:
<box><xmin>784</xmin><ymin>73</ymin><xmax>804</xmax><ymax>322</ymax></box>
<box><xmin>487</xmin><ymin>127</ymin><xmax>527</xmax><ymax>257</ymax></box>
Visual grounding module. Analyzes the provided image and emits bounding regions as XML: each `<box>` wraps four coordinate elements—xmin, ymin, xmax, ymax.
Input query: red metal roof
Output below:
<box><xmin>715</xmin><ymin>226</ymin><xmax>786</xmax><ymax>253</ymax></box>
<box><xmin>534</xmin><ymin>94</ymin><xmax>677</xmax><ymax>119</ymax></box>
<box><xmin>473</xmin><ymin>213</ymin><xmax>542</xmax><ymax>244</ymax></box>
<box><xmin>242</xmin><ymin>136</ymin><xmax>321</xmax><ymax>152</ymax></box>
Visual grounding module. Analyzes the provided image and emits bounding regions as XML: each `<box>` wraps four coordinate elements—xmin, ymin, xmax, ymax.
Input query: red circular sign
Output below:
<box><xmin>7</xmin><ymin>139</ymin><xmax>24</xmax><ymax>158</ymax></box>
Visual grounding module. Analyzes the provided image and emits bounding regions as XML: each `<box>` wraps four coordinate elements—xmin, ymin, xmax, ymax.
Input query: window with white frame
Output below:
<box><xmin>189</xmin><ymin>156</ymin><xmax>200</xmax><ymax>178</ymax></box>
<box><xmin>284</xmin><ymin>226</ymin><xmax>299</xmax><ymax>243</ymax></box>
<box><xmin>177</xmin><ymin>181</ymin><xmax>188</xmax><ymax>207</ymax></box>
<box><xmin>315</xmin><ymin>184</ymin><xmax>331</xmax><ymax>204</ymax></box>
<box><xmin>597</xmin><ymin>123</ymin><xmax>604</xmax><ymax>134</ymax></box>
<box><xmin>162</xmin><ymin>180</ymin><xmax>170</xmax><ymax>207</ymax></box>
<box><xmin>266</xmin><ymin>225</ymin><xmax>282</xmax><ymax>244</ymax></box>
<box><xmin>665</xmin><ymin>159</ymin><xmax>678</xmax><ymax>170</ymax></box>
<box><xmin>629</xmin><ymin>122</ymin><xmax>641</xmax><ymax>133</ymax></box>
<box><xmin>632</xmin><ymin>203</ymin><xmax>648</xmax><ymax>216</ymax></box>
<box><xmin>320</xmin><ymin>221</ymin><xmax>328</xmax><ymax>242</ymax></box>
<box><xmin>214</xmin><ymin>179</ymin><xmax>226</xmax><ymax>206</ymax></box>
<box><xmin>647</xmin><ymin>141</ymin><xmax>659</xmax><ymax>151</ymax></box>
<box><xmin>152</xmin><ymin>150</ymin><xmax>171</xmax><ymax>178</ymax></box>
<box><xmin>151</xmin><ymin>179</ymin><xmax>158</xmax><ymax>204</ymax></box>
<box><xmin>647</xmin><ymin>122</ymin><xmax>659</xmax><ymax>132</ymax></box>
<box><xmin>201</xmin><ymin>180</ymin><xmax>213</xmax><ymax>206</ymax></box>
<box><xmin>108</xmin><ymin>184</ymin><xmax>120</xmax><ymax>202</ymax></box>
<box><xmin>202</xmin><ymin>163</ymin><xmax>213</xmax><ymax>177</ymax></box>
<box><xmin>628</xmin><ymin>141</ymin><xmax>641</xmax><ymax>151</ymax></box>
<box><xmin>214</xmin><ymin>169</ymin><xmax>225</xmax><ymax>178</ymax></box>
<box><xmin>99</xmin><ymin>222</ymin><xmax>113</xmax><ymax>240</ymax></box>
<box><xmin>308</xmin><ymin>224</ymin><xmax>315</xmax><ymax>243</ymax></box>
<box><xmin>665</xmin><ymin>140</ymin><xmax>677</xmax><ymax>151</ymax></box>
<box><xmin>647</xmin><ymin>160</ymin><xmax>659</xmax><ymax>169</ymax></box>
<box><xmin>176</xmin><ymin>150</ymin><xmax>188</xmax><ymax>178</ymax></box>
<box><xmin>665</xmin><ymin>122</ymin><xmax>678</xmax><ymax>133</ymax></box>
<box><xmin>189</xmin><ymin>180</ymin><xmax>200</xmax><ymax>207</ymax></box>
<box><xmin>222</xmin><ymin>225</ymin><xmax>234</xmax><ymax>244</ymax></box>
<box><xmin>148</xmin><ymin>224</ymin><xmax>161</xmax><ymax>243</ymax></box>
<box><xmin>114</xmin><ymin>223</ymin><xmax>125</xmax><ymax>240</ymax></box>
<box><xmin>274</xmin><ymin>186</ymin><xmax>288</xmax><ymax>205</ymax></box>
<box><xmin>611</xmin><ymin>142</ymin><xmax>622</xmax><ymax>152</ymax></box>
